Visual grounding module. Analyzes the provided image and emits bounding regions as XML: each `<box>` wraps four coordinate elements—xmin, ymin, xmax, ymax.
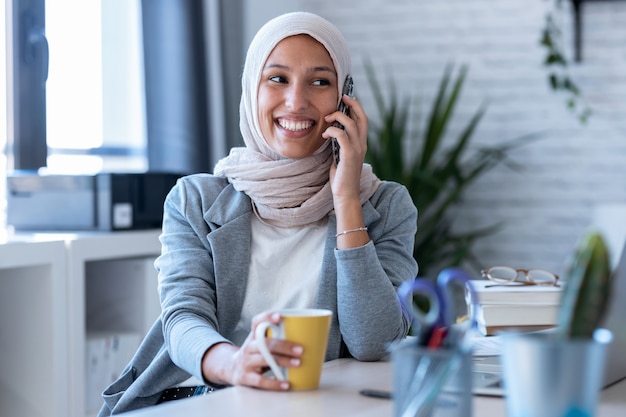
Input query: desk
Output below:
<box><xmin>120</xmin><ymin>359</ymin><xmax>626</xmax><ymax>416</ymax></box>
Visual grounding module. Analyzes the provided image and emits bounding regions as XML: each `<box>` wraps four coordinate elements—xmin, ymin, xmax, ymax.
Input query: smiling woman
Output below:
<box><xmin>97</xmin><ymin>12</ymin><xmax>418</xmax><ymax>416</ymax></box>
<box><xmin>257</xmin><ymin>35</ymin><xmax>338</xmax><ymax>159</ymax></box>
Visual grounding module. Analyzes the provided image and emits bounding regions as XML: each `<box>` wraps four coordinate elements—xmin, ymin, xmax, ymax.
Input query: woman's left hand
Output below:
<box><xmin>323</xmin><ymin>94</ymin><xmax>368</xmax><ymax>201</ymax></box>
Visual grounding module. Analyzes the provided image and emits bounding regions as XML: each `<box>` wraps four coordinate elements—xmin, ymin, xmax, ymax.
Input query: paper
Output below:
<box><xmin>470</xmin><ymin>334</ymin><xmax>504</xmax><ymax>357</ymax></box>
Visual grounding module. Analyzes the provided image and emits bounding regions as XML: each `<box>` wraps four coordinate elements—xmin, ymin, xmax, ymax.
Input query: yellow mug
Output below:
<box><xmin>255</xmin><ymin>308</ymin><xmax>333</xmax><ymax>390</ymax></box>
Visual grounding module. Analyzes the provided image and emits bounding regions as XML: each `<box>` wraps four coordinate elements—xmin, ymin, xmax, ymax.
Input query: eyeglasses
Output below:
<box><xmin>481</xmin><ymin>266</ymin><xmax>560</xmax><ymax>287</ymax></box>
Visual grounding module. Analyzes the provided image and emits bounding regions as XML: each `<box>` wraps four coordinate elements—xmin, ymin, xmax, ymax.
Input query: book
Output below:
<box><xmin>468</xmin><ymin>279</ymin><xmax>562</xmax><ymax>305</ymax></box>
<box><xmin>474</xmin><ymin>303</ymin><xmax>559</xmax><ymax>335</ymax></box>
<box><xmin>468</xmin><ymin>279</ymin><xmax>562</xmax><ymax>335</ymax></box>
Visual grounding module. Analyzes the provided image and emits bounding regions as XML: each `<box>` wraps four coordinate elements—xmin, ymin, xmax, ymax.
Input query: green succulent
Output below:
<box><xmin>557</xmin><ymin>231</ymin><xmax>613</xmax><ymax>339</ymax></box>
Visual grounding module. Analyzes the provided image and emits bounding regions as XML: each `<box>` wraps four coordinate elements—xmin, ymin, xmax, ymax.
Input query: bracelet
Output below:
<box><xmin>335</xmin><ymin>227</ymin><xmax>368</xmax><ymax>237</ymax></box>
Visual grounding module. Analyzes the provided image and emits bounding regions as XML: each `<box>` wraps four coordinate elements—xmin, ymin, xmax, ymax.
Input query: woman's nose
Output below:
<box><xmin>285</xmin><ymin>83</ymin><xmax>308</xmax><ymax>111</ymax></box>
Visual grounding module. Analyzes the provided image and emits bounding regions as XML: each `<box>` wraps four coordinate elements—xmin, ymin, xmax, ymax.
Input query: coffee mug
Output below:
<box><xmin>255</xmin><ymin>308</ymin><xmax>332</xmax><ymax>390</ymax></box>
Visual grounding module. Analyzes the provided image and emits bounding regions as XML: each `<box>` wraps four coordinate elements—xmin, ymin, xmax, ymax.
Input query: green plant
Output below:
<box><xmin>557</xmin><ymin>231</ymin><xmax>613</xmax><ymax>339</ymax></box>
<box><xmin>541</xmin><ymin>0</ymin><xmax>592</xmax><ymax>123</ymax></box>
<box><xmin>365</xmin><ymin>62</ymin><xmax>536</xmax><ymax>277</ymax></box>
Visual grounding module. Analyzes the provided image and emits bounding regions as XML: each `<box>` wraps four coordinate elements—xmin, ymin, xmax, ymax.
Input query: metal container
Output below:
<box><xmin>501</xmin><ymin>328</ymin><xmax>613</xmax><ymax>417</ymax></box>
<box><xmin>392</xmin><ymin>341</ymin><xmax>472</xmax><ymax>417</ymax></box>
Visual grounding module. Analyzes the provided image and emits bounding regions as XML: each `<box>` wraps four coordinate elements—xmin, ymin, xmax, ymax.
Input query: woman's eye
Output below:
<box><xmin>312</xmin><ymin>79</ymin><xmax>331</xmax><ymax>86</ymax></box>
<box><xmin>268</xmin><ymin>75</ymin><xmax>287</xmax><ymax>83</ymax></box>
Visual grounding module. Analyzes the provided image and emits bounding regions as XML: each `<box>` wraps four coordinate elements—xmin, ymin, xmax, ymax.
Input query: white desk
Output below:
<box><xmin>119</xmin><ymin>358</ymin><xmax>626</xmax><ymax>416</ymax></box>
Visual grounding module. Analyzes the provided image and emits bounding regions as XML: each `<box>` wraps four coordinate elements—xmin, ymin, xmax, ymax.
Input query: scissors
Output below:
<box><xmin>398</xmin><ymin>267</ymin><xmax>478</xmax><ymax>349</ymax></box>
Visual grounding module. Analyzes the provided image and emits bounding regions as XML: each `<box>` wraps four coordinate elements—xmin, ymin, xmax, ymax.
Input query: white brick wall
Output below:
<box><xmin>249</xmin><ymin>0</ymin><xmax>626</xmax><ymax>277</ymax></box>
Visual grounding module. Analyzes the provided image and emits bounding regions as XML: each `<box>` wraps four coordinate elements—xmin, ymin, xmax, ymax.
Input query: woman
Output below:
<box><xmin>99</xmin><ymin>11</ymin><xmax>417</xmax><ymax>416</ymax></box>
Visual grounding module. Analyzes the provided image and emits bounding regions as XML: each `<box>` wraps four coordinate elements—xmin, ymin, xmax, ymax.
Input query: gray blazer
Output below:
<box><xmin>99</xmin><ymin>174</ymin><xmax>418</xmax><ymax>416</ymax></box>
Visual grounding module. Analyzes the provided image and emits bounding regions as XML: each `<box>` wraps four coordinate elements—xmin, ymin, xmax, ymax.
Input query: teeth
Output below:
<box><xmin>278</xmin><ymin>119</ymin><xmax>313</xmax><ymax>131</ymax></box>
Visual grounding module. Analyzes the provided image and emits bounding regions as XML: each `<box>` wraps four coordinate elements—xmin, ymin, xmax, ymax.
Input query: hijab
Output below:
<box><xmin>213</xmin><ymin>11</ymin><xmax>380</xmax><ymax>228</ymax></box>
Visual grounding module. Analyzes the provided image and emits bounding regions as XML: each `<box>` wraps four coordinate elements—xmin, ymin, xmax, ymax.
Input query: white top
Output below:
<box><xmin>231</xmin><ymin>215</ymin><xmax>328</xmax><ymax>345</ymax></box>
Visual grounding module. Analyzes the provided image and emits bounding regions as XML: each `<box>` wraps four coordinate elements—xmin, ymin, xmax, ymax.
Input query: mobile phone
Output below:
<box><xmin>331</xmin><ymin>75</ymin><xmax>355</xmax><ymax>165</ymax></box>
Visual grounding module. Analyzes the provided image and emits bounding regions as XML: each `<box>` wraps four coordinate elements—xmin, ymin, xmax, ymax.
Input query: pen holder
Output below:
<box><xmin>392</xmin><ymin>341</ymin><xmax>472</xmax><ymax>417</ymax></box>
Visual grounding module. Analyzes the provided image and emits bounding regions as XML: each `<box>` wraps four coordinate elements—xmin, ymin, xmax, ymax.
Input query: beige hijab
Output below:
<box><xmin>213</xmin><ymin>12</ymin><xmax>380</xmax><ymax>228</ymax></box>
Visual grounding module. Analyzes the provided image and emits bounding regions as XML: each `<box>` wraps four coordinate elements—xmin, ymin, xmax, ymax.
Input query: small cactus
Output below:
<box><xmin>557</xmin><ymin>231</ymin><xmax>613</xmax><ymax>339</ymax></box>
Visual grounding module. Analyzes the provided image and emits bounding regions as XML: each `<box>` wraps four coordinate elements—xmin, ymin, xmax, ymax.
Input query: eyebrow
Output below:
<box><xmin>263</xmin><ymin>63</ymin><xmax>336</xmax><ymax>75</ymax></box>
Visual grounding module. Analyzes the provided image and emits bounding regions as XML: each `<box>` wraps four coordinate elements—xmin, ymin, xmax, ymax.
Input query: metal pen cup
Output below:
<box><xmin>392</xmin><ymin>341</ymin><xmax>472</xmax><ymax>417</ymax></box>
<box><xmin>501</xmin><ymin>328</ymin><xmax>613</xmax><ymax>417</ymax></box>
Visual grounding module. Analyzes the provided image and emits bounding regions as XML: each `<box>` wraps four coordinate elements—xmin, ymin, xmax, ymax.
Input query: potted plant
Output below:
<box><xmin>501</xmin><ymin>231</ymin><xmax>614</xmax><ymax>417</ymax></box>
<box><xmin>365</xmin><ymin>62</ymin><xmax>537</xmax><ymax>277</ymax></box>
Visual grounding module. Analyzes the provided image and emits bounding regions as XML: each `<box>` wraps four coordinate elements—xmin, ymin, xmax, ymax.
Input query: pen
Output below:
<box><xmin>358</xmin><ymin>389</ymin><xmax>392</xmax><ymax>400</ymax></box>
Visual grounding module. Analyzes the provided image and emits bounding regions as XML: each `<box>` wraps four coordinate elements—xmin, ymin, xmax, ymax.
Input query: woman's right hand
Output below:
<box><xmin>200</xmin><ymin>311</ymin><xmax>303</xmax><ymax>390</ymax></box>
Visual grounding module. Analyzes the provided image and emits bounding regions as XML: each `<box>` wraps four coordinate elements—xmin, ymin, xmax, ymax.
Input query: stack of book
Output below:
<box><xmin>468</xmin><ymin>280</ymin><xmax>563</xmax><ymax>335</ymax></box>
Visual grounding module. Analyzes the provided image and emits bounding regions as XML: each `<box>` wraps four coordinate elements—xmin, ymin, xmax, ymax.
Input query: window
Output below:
<box><xmin>45</xmin><ymin>0</ymin><xmax>147</xmax><ymax>174</ymax></box>
<box><xmin>2</xmin><ymin>0</ymin><xmax>243</xmax><ymax>233</ymax></box>
<box><xmin>2</xmin><ymin>0</ymin><xmax>147</xmax><ymax>175</ymax></box>
<box><xmin>2</xmin><ymin>0</ymin><xmax>147</xmax><ymax>232</ymax></box>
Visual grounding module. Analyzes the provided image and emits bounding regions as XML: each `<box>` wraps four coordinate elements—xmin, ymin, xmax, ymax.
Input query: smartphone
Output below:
<box><xmin>331</xmin><ymin>75</ymin><xmax>355</xmax><ymax>165</ymax></box>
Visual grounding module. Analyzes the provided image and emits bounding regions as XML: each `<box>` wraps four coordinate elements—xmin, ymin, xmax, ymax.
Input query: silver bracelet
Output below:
<box><xmin>335</xmin><ymin>226</ymin><xmax>368</xmax><ymax>237</ymax></box>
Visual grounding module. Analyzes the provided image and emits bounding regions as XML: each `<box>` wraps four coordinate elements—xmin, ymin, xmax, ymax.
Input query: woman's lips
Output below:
<box><xmin>276</xmin><ymin>118</ymin><xmax>314</xmax><ymax>132</ymax></box>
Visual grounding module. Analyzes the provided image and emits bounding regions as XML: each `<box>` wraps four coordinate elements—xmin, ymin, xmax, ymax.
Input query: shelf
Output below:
<box><xmin>0</xmin><ymin>230</ymin><xmax>162</xmax><ymax>417</ymax></box>
<box><xmin>64</xmin><ymin>230</ymin><xmax>162</xmax><ymax>417</ymax></box>
<box><xmin>0</xmin><ymin>239</ymin><xmax>68</xmax><ymax>417</ymax></box>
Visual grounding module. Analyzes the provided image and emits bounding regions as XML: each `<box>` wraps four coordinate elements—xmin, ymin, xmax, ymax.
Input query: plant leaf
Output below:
<box><xmin>365</xmin><ymin>62</ymin><xmax>541</xmax><ymax>276</ymax></box>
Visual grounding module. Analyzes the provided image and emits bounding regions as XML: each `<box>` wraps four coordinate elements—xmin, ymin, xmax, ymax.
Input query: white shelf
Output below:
<box><xmin>0</xmin><ymin>239</ymin><xmax>68</xmax><ymax>417</ymax></box>
<box><xmin>64</xmin><ymin>230</ymin><xmax>162</xmax><ymax>417</ymax></box>
<box><xmin>0</xmin><ymin>230</ymin><xmax>162</xmax><ymax>417</ymax></box>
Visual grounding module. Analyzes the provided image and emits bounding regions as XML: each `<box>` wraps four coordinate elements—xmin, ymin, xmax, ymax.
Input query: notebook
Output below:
<box><xmin>472</xmin><ymin>236</ymin><xmax>626</xmax><ymax>396</ymax></box>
